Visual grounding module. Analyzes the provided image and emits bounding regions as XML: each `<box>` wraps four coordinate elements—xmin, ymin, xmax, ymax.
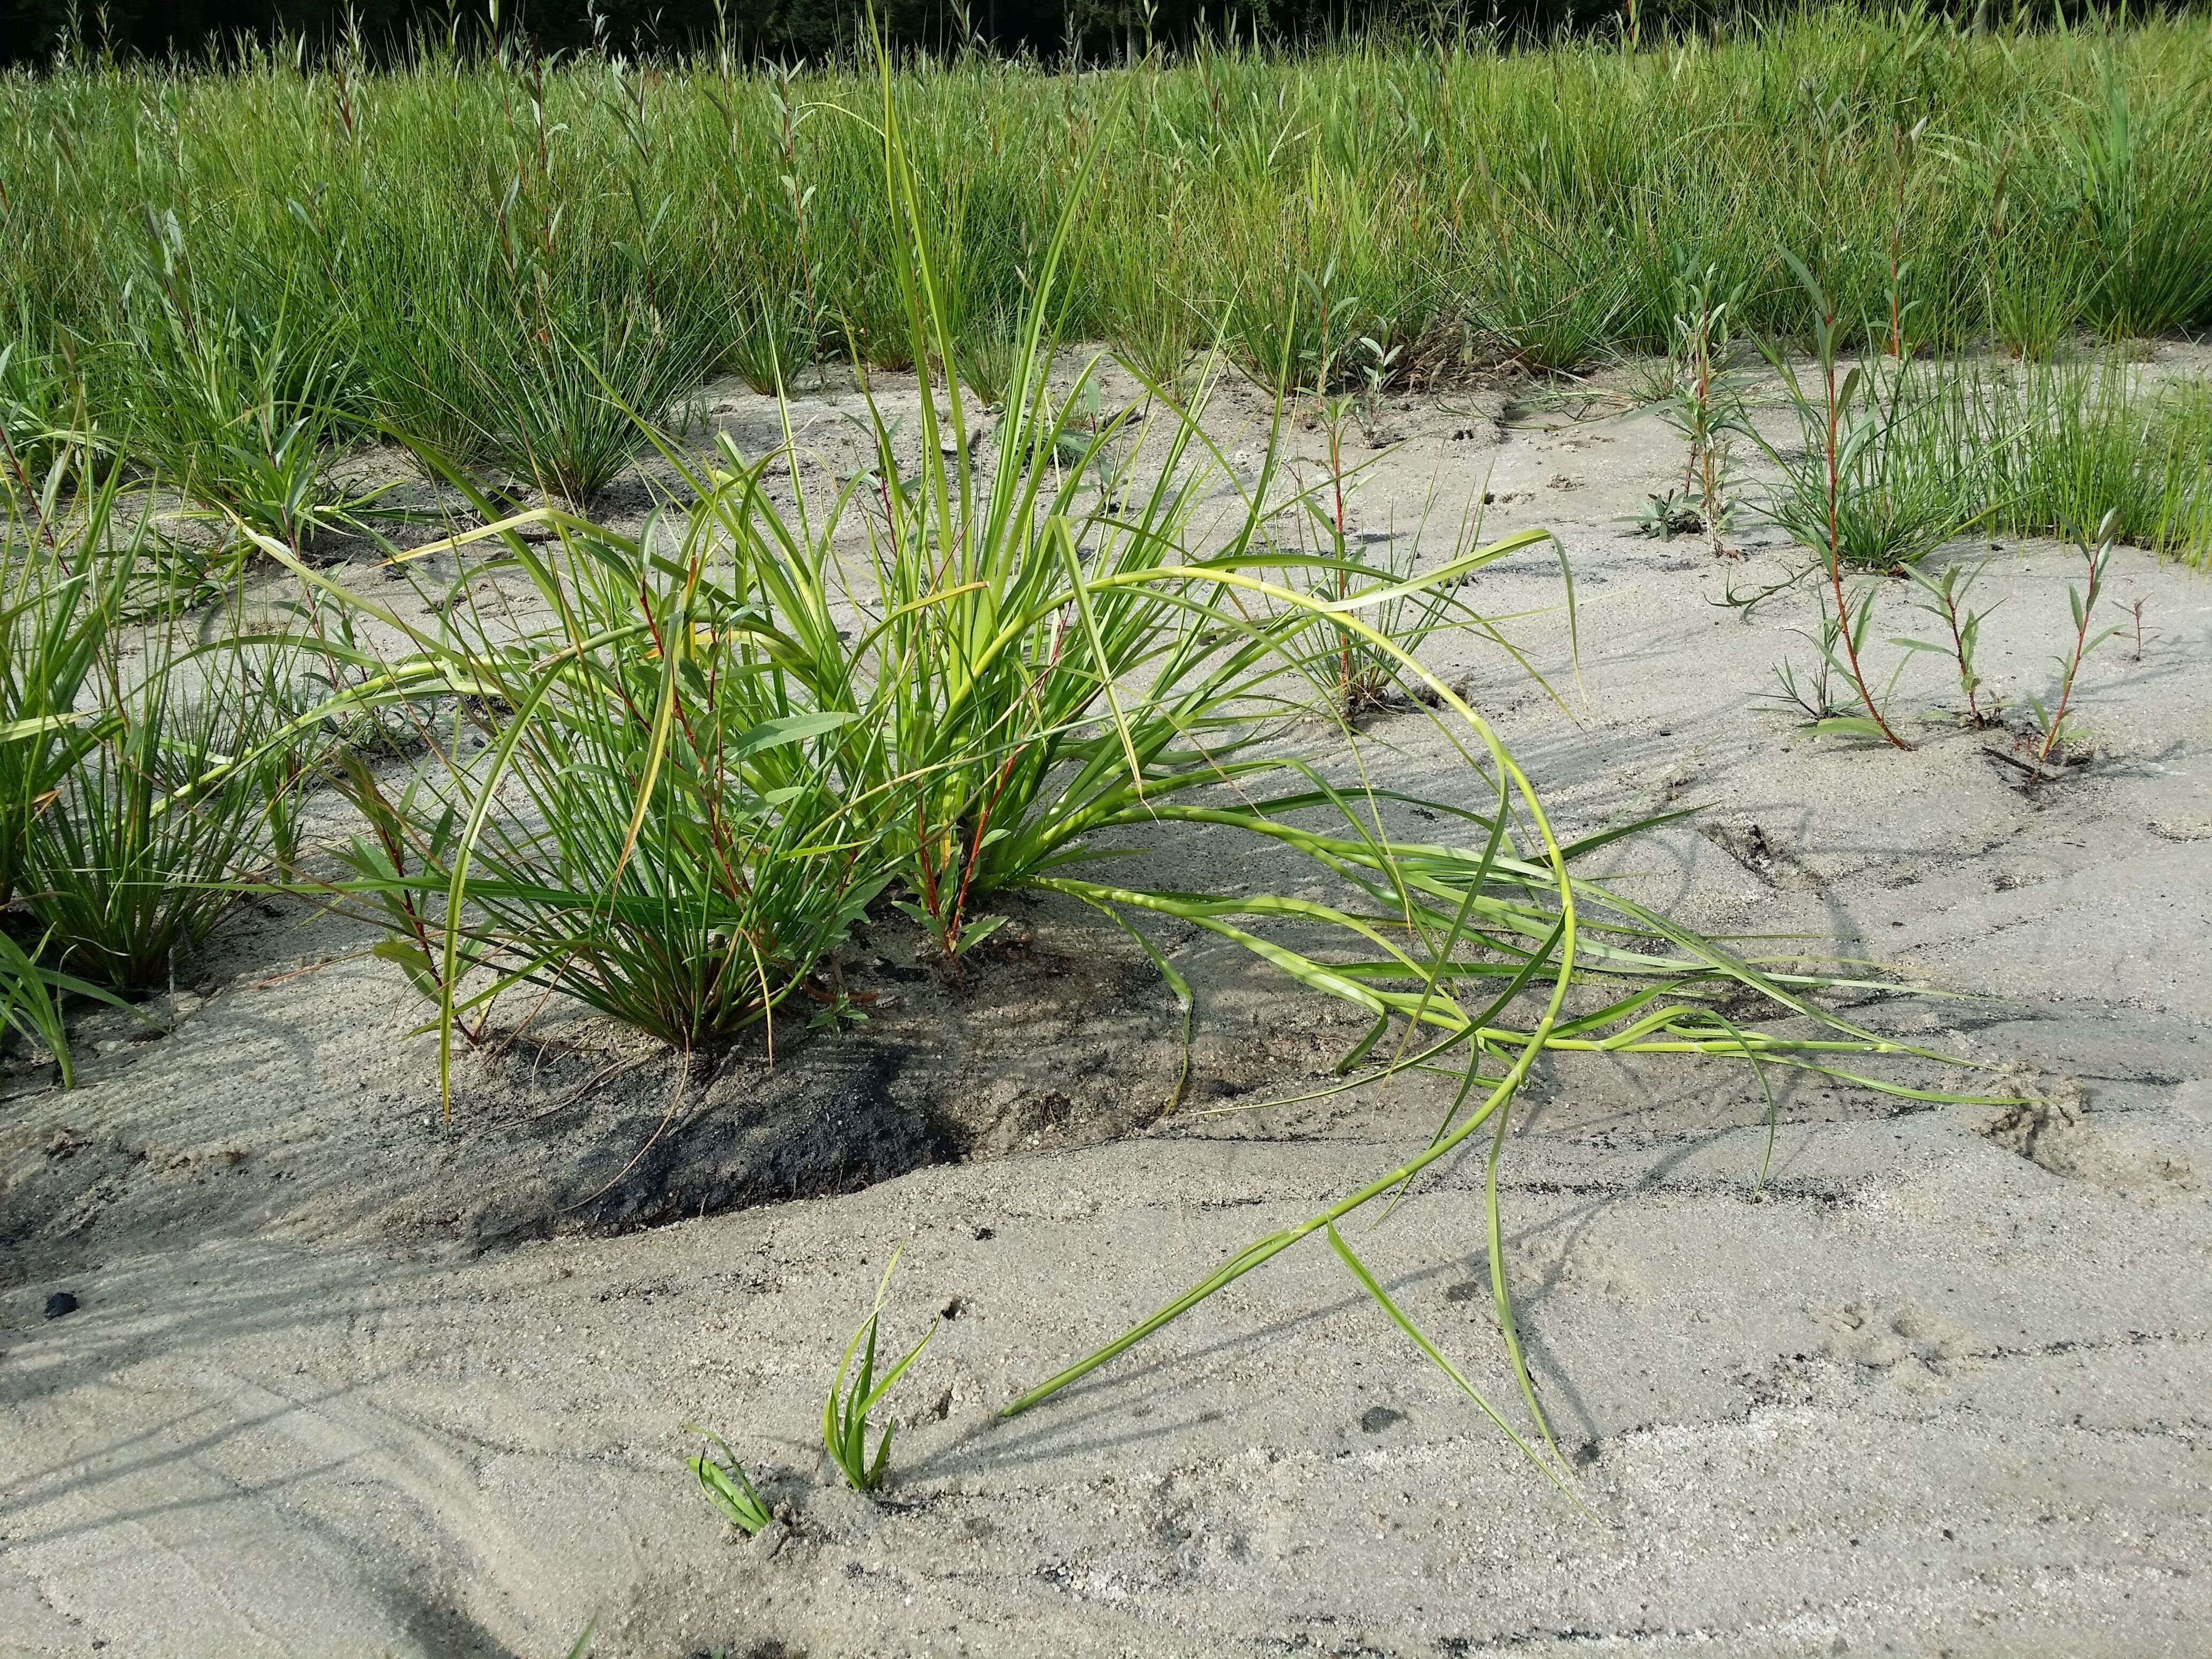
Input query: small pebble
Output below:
<box><xmin>44</xmin><ymin>1291</ymin><xmax>79</xmax><ymax>1319</ymax></box>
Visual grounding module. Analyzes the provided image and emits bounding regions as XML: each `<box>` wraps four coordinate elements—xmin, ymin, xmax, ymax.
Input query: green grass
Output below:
<box><xmin>6</xmin><ymin>7</ymin><xmax>2212</xmax><ymax>535</ymax></box>
<box><xmin>683</xmin><ymin>1426</ymin><xmax>775</xmax><ymax>1535</ymax></box>
<box><xmin>1976</xmin><ymin>355</ymin><xmax>2212</xmax><ymax>558</ymax></box>
<box><xmin>0</xmin><ymin>19</ymin><xmax>2044</xmax><ymax>1472</ymax></box>
<box><xmin>822</xmin><ymin>1246</ymin><xmax>938</xmax><ymax>1493</ymax></box>
<box><xmin>1755</xmin><ymin>345</ymin><xmax>1987</xmax><ymax>576</ymax></box>
<box><xmin>0</xmin><ymin>440</ymin><xmax>303</xmax><ymax>997</ymax></box>
<box><xmin>19</xmin><ymin>590</ymin><xmax>298</xmax><ymax>993</ymax></box>
<box><xmin>283</xmin><ymin>482</ymin><xmax>903</xmax><ymax>1072</ymax></box>
<box><xmin>1756</xmin><ymin>346</ymin><xmax>2212</xmax><ymax>579</ymax></box>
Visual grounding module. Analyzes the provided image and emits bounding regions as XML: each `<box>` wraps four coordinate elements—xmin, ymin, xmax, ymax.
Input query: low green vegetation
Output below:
<box><xmin>685</xmin><ymin>1426</ymin><xmax>775</xmax><ymax>1536</ymax></box>
<box><xmin>3</xmin><ymin>10</ymin><xmax>2184</xmax><ymax>1504</ymax></box>
<box><xmin>6</xmin><ymin>6</ymin><xmax>2212</xmax><ymax>526</ymax></box>
<box><xmin>821</xmin><ymin>1247</ymin><xmax>939</xmax><ymax>1492</ymax></box>
<box><xmin>1737</xmin><ymin>303</ymin><xmax>2207</xmax><ymax>746</ymax></box>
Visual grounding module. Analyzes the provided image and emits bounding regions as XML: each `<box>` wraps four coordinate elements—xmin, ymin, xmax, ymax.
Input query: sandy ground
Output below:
<box><xmin>3</xmin><ymin>348</ymin><xmax>2210</xmax><ymax>1659</ymax></box>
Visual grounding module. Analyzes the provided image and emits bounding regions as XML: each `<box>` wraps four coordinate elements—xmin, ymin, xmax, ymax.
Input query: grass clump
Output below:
<box><xmin>2</xmin><ymin>446</ymin><xmax>301</xmax><ymax>995</ymax></box>
<box><xmin>1753</xmin><ymin>302</ymin><xmax>1984</xmax><ymax>577</ymax></box>
<box><xmin>21</xmin><ymin>623</ymin><xmax>295</xmax><ymax>991</ymax></box>
<box><xmin>0</xmin><ymin>460</ymin><xmax>128</xmax><ymax>910</ymax></box>
<box><xmin>268</xmin><ymin>483</ymin><xmax>902</xmax><ymax>1082</ymax></box>
<box><xmin>1976</xmin><ymin>356</ymin><xmax>2212</xmax><ymax>562</ymax></box>
<box><xmin>101</xmin><ymin>217</ymin><xmax>377</xmax><ymax>548</ymax></box>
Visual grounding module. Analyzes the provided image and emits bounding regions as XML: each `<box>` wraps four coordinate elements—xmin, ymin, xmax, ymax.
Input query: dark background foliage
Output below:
<box><xmin>0</xmin><ymin>0</ymin><xmax>1820</xmax><ymax>68</ymax></box>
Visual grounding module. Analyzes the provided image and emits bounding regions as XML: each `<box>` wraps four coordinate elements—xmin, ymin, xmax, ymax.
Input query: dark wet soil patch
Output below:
<box><xmin>1</xmin><ymin>896</ymin><xmax>1187</xmax><ymax>1287</ymax></box>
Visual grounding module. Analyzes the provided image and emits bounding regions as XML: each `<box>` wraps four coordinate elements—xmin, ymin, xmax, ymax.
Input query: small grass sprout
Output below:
<box><xmin>683</xmin><ymin>1425</ymin><xmax>774</xmax><ymax>1536</ymax></box>
<box><xmin>0</xmin><ymin>925</ymin><xmax>133</xmax><ymax>1088</ymax></box>
<box><xmin>824</xmin><ymin>1246</ymin><xmax>938</xmax><ymax>1493</ymax></box>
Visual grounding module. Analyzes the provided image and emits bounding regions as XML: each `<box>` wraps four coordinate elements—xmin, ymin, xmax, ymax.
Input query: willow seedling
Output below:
<box><xmin>1894</xmin><ymin>555</ymin><xmax>2001</xmax><ymax>728</ymax></box>
<box><xmin>1752</xmin><ymin>255</ymin><xmax>1915</xmax><ymax>748</ymax></box>
<box><xmin>2127</xmin><ymin>598</ymin><xmax>2155</xmax><ymax>662</ymax></box>
<box><xmin>1661</xmin><ymin>263</ymin><xmax>1748</xmax><ymax>557</ymax></box>
<box><xmin>2030</xmin><ymin>510</ymin><xmax>2123</xmax><ymax>764</ymax></box>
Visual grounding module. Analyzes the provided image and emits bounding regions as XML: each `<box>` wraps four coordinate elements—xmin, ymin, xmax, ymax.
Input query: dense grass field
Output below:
<box><xmin>5</xmin><ymin>6</ymin><xmax>2212</xmax><ymax>502</ymax></box>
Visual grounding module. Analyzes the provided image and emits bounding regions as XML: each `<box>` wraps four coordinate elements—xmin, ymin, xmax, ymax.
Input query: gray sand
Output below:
<box><xmin>3</xmin><ymin>351</ymin><xmax>2209</xmax><ymax>1658</ymax></box>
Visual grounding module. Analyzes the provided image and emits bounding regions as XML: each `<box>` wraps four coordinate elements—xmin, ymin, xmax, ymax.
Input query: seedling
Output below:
<box><xmin>1354</xmin><ymin>334</ymin><xmax>1404</xmax><ymax>442</ymax></box>
<box><xmin>1660</xmin><ymin>263</ymin><xmax>1748</xmax><ymax>555</ymax></box>
<box><xmin>1763</xmin><ymin>566</ymin><xmax>1910</xmax><ymax>743</ymax></box>
<box><xmin>804</xmin><ymin>967</ymin><xmax>872</xmax><ymax>1035</ymax></box>
<box><xmin>325</xmin><ymin>754</ymin><xmax>494</xmax><ymax>1049</ymax></box>
<box><xmin>1628</xmin><ymin>489</ymin><xmax>1704</xmax><ymax>542</ymax></box>
<box><xmin>0</xmin><ymin>926</ymin><xmax>132</xmax><ymax>1088</ymax></box>
<box><xmin>1767</xmin><ymin>607</ymin><xmax>1850</xmax><ymax>726</ymax></box>
<box><xmin>683</xmin><ymin>1426</ymin><xmax>774</xmax><ymax>1536</ymax></box>
<box><xmin>1750</xmin><ymin>255</ymin><xmax>1922</xmax><ymax>748</ymax></box>
<box><xmin>823</xmin><ymin>1247</ymin><xmax>938</xmax><ymax>1493</ymax></box>
<box><xmin>1894</xmin><ymin>556</ymin><xmax>2001</xmax><ymax>728</ymax></box>
<box><xmin>2127</xmin><ymin>597</ymin><xmax>2156</xmax><ymax>662</ymax></box>
<box><xmin>2029</xmin><ymin>511</ymin><xmax>2123</xmax><ymax>764</ymax></box>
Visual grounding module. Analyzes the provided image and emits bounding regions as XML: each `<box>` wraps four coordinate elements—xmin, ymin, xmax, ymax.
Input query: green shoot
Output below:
<box><xmin>1894</xmin><ymin>555</ymin><xmax>2002</xmax><ymax>728</ymax></box>
<box><xmin>683</xmin><ymin>1425</ymin><xmax>775</xmax><ymax>1536</ymax></box>
<box><xmin>823</xmin><ymin>1246</ymin><xmax>939</xmax><ymax>1494</ymax></box>
<box><xmin>2031</xmin><ymin>509</ymin><xmax>2124</xmax><ymax>764</ymax></box>
<box><xmin>0</xmin><ymin>926</ymin><xmax>133</xmax><ymax>1088</ymax></box>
